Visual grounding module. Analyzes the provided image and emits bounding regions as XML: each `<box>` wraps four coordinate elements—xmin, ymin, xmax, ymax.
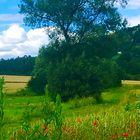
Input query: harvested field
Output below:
<box><xmin>0</xmin><ymin>75</ymin><xmax>31</xmax><ymax>83</ymax></box>
<box><xmin>122</xmin><ymin>80</ymin><xmax>140</xmax><ymax>85</ymax></box>
<box><xmin>0</xmin><ymin>75</ymin><xmax>31</xmax><ymax>93</ymax></box>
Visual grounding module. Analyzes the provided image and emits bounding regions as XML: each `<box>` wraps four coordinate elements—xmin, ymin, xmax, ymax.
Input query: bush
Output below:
<box><xmin>28</xmin><ymin>74</ymin><xmax>47</xmax><ymax>95</ymax></box>
<box><xmin>47</xmin><ymin>54</ymin><xmax>122</xmax><ymax>101</ymax></box>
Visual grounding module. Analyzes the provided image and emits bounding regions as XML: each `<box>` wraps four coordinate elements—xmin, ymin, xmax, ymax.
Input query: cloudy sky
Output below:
<box><xmin>0</xmin><ymin>0</ymin><xmax>140</xmax><ymax>59</ymax></box>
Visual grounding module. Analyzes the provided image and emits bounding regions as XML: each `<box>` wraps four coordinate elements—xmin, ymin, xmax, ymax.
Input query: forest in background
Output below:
<box><xmin>0</xmin><ymin>56</ymin><xmax>35</xmax><ymax>76</ymax></box>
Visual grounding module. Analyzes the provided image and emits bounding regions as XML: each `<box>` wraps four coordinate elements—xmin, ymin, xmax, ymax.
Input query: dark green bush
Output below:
<box><xmin>28</xmin><ymin>40</ymin><xmax>122</xmax><ymax>101</ymax></box>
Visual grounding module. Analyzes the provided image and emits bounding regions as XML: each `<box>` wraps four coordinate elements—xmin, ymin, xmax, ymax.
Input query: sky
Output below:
<box><xmin>0</xmin><ymin>0</ymin><xmax>140</xmax><ymax>59</ymax></box>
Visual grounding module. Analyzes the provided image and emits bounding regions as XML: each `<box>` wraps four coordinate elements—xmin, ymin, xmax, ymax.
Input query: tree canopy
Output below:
<box><xmin>19</xmin><ymin>0</ymin><xmax>127</xmax><ymax>42</ymax></box>
<box><xmin>19</xmin><ymin>0</ymin><xmax>131</xmax><ymax>101</ymax></box>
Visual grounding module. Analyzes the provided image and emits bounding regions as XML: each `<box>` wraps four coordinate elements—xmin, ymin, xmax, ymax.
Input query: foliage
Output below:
<box><xmin>116</xmin><ymin>25</ymin><xmax>140</xmax><ymax>80</ymax></box>
<box><xmin>29</xmin><ymin>39</ymin><xmax>122</xmax><ymax>101</ymax></box>
<box><xmin>28</xmin><ymin>75</ymin><xmax>47</xmax><ymax>95</ymax></box>
<box><xmin>10</xmin><ymin>91</ymin><xmax>62</xmax><ymax>140</ymax></box>
<box><xmin>19</xmin><ymin>0</ymin><xmax>127</xmax><ymax>43</ymax></box>
<box><xmin>27</xmin><ymin>47</ymin><xmax>48</xmax><ymax>94</ymax></box>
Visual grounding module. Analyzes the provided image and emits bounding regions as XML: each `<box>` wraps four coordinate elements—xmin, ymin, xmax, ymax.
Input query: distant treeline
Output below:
<box><xmin>0</xmin><ymin>56</ymin><xmax>35</xmax><ymax>76</ymax></box>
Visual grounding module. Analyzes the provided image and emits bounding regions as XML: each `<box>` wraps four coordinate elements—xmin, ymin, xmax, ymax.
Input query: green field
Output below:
<box><xmin>0</xmin><ymin>76</ymin><xmax>140</xmax><ymax>139</ymax></box>
<box><xmin>0</xmin><ymin>79</ymin><xmax>139</xmax><ymax>139</ymax></box>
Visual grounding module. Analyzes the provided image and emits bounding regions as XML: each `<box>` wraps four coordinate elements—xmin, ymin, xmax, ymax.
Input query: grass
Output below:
<box><xmin>4</xmin><ymin>96</ymin><xmax>43</xmax><ymax>130</ymax></box>
<box><xmin>3</xmin><ymin>85</ymin><xmax>140</xmax><ymax>127</ymax></box>
<box><xmin>0</xmin><ymin>76</ymin><xmax>140</xmax><ymax>139</ymax></box>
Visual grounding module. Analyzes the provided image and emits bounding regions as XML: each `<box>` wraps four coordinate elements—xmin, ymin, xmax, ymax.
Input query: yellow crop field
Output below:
<box><xmin>0</xmin><ymin>75</ymin><xmax>31</xmax><ymax>83</ymax></box>
<box><xmin>122</xmin><ymin>80</ymin><xmax>140</xmax><ymax>85</ymax></box>
<box><xmin>0</xmin><ymin>76</ymin><xmax>139</xmax><ymax>93</ymax></box>
<box><xmin>0</xmin><ymin>75</ymin><xmax>31</xmax><ymax>93</ymax></box>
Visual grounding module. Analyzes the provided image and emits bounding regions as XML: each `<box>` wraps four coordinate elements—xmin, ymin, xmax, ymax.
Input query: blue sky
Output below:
<box><xmin>0</xmin><ymin>0</ymin><xmax>140</xmax><ymax>58</ymax></box>
<box><xmin>0</xmin><ymin>0</ymin><xmax>23</xmax><ymax>31</ymax></box>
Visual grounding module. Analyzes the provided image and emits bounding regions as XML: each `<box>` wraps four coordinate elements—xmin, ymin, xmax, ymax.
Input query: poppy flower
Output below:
<box><xmin>92</xmin><ymin>121</ymin><xmax>97</xmax><ymax>126</ymax></box>
<box><xmin>42</xmin><ymin>124</ymin><xmax>48</xmax><ymax>135</ymax></box>
<box><xmin>122</xmin><ymin>133</ymin><xmax>128</xmax><ymax>137</ymax></box>
<box><xmin>10</xmin><ymin>137</ymin><xmax>13</xmax><ymax>140</ymax></box>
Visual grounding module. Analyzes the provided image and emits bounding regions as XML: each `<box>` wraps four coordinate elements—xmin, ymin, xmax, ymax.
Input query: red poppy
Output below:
<box><xmin>122</xmin><ymin>133</ymin><xmax>128</xmax><ymax>137</ymax></box>
<box><xmin>92</xmin><ymin>121</ymin><xmax>97</xmax><ymax>126</ymax></box>
<box><xmin>44</xmin><ymin>127</ymin><xmax>48</xmax><ymax>132</ymax></box>
<box><xmin>42</xmin><ymin>124</ymin><xmax>48</xmax><ymax>134</ymax></box>
<box><xmin>10</xmin><ymin>137</ymin><xmax>13</xmax><ymax>140</ymax></box>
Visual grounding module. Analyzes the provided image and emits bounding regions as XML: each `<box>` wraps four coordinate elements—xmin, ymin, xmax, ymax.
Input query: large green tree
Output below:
<box><xmin>19</xmin><ymin>0</ymin><xmax>127</xmax><ymax>42</ymax></box>
<box><xmin>19</xmin><ymin>0</ymin><xmax>128</xmax><ymax>100</ymax></box>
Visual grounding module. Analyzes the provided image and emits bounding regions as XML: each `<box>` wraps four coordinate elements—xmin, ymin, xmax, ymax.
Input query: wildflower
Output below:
<box><xmin>92</xmin><ymin>121</ymin><xmax>97</xmax><ymax>127</ymax></box>
<box><xmin>44</xmin><ymin>127</ymin><xmax>48</xmax><ymax>133</ymax></box>
<box><xmin>76</xmin><ymin>117</ymin><xmax>82</xmax><ymax>123</ymax></box>
<box><xmin>42</xmin><ymin>124</ymin><xmax>48</xmax><ymax>130</ymax></box>
<box><xmin>42</xmin><ymin>124</ymin><xmax>48</xmax><ymax>135</ymax></box>
<box><xmin>122</xmin><ymin>133</ymin><xmax>128</xmax><ymax>137</ymax></box>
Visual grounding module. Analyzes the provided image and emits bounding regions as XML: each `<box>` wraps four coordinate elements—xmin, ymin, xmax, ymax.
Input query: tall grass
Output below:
<box><xmin>0</xmin><ymin>84</ymin><xmax>140</xmax><ymax>139</ymax></box>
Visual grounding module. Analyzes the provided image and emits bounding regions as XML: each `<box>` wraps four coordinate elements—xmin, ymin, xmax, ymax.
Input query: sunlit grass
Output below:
<box><xmin>1</xmin><ymin>84</ymin><xmax>140</xmax><ymax>139</ymax></box>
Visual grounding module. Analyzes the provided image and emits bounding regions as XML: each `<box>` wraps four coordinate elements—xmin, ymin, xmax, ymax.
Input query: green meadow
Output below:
<box><xmin>1</xmin><ymin>81</ymin><xmax>140</xmax><ymax>140</ymax></box>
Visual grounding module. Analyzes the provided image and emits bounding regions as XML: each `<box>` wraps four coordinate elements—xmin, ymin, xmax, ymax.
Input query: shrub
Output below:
<box><xmin>47</xmin><ymin>55</ymin><xmax>122</xmax><ymax>101</ymax></box>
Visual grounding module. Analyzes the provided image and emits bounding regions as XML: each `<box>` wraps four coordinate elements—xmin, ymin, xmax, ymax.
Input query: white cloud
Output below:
<box><xmin>127</xmin><ymin>15</ymin><xmax>140</xmax><ymax>26</ymax></box>
<box><xmin>0</xmin><ymin>24</ymin><xmax>49</xmax><ymax>58</ymax></box>
<box><xmin>127</xmin><ymin>0</ymin><xmax>140</xmax><ymax>9</ymax></box>
<box><xmin>2</xmin><ymin>24</ymin><xmax>27</xmax><ymax>43</ymax></box>
<box><xmin>0</xmin><ymin>14</ymin><xmax>23</xmax><ymax>22</ymax></box>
